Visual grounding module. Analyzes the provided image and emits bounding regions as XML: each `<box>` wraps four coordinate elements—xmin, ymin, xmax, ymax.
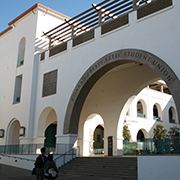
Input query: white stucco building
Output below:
<box><xmin>0</xmin><ymin>0</ymin><xmax>180</xmax><ymax>159</ymax></box>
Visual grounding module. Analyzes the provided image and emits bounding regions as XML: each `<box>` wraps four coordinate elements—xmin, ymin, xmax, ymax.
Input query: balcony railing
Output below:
<box><xmin>169</xmin><ymin>119</ymin><xmax>175</xmax><ymax>123</ymax></box>
<box><xmin>43</xmin><ymin>0</ymin><xmax>173</xmax><ymax>47</ymax></box>
<box><xmin>41</xmin><ymin>0</ymin><xmax>172</xmax><ymax>59</ymax></box>
<box><xmin>137</xmin><ymin>113</ymin><xmax>146</xmax><ymax>118</ymax></box>
<box><xmin>153</xmin><ymin>116</ymin><xmax>161</xmax><ymax>121</ymax></box>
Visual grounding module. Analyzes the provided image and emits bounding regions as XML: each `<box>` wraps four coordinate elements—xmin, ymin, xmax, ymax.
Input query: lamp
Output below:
<box><xmin>19</xmin><ymin>126</ymin><xmax>25</xmax><ymax>136</ymax></box>
<box><xmin>0</xmin><ymin>129</ymin><xmax>5</xmax><ymax>138</ymax></box>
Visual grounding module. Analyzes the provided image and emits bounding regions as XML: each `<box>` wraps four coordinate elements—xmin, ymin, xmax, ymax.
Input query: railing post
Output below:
<box><xmin>133</xmin><ymin>0</ymin><xmax>139</xmax><ymax>10</ymax></box>
<box><xmin>98</xmin><ymin>11</ymin><xmax>105</xmax><ymax>26</ymax></box>
<box><xmin>71</xmin><ymin>25</ymin><xmax>76</xmax><ymax>39</ymax></box>
<box><xmin>48</xmin><ymin>37</ymin><xmax>52</xmax><ymax>49</ymax></box>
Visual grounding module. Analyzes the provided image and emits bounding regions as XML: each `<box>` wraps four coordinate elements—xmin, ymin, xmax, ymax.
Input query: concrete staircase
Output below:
<box><xmin>59</xmin><ymin>157</ymin><xmax>137</xmax><ymax>179</ymax></box>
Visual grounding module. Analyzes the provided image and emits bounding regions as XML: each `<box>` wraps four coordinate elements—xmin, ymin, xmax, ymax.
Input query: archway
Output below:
<box><xmin>137</xmin><ymin>100</ymin><xmax>146</xmax><ymax>118</ymax></box>
<box><xmin>44</xmin><ymin>124</ymin><xmax>57</xmax><ymax>146</ymax></box>
<box><xmin>93</xmin><ymin>125</ymin><xmax>104</xmax><ymax>155</ymax></box>
<box><xmin>82</xmin><ymin>114</ymin><xmax>104</xmax><ymax>156</ymax></box>
<box><xmin>37</xmin><ymin>107</ymin><xmax>57</xmax><ymax>145</ymax></box>
<box><xmin>137</xmin><ymin>130</ymin><xmax>145</xmax><ymax>142</ymax></box>
<box><xmin>6</xmin><ymin>119</ymin><xmax>20</xmax><ymax>145</ymax></box>
<box><xmin>64</xmin><ymin>49</ymin><xmax>180</xmax><ymax>135</ymax></box>
<box><xmin>64</xmin><ymin>49</ymin><xmax>180</xmax><ymax>156</ymax></box>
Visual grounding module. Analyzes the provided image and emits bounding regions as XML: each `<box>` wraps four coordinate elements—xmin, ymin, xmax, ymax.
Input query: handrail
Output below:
<box><xmin>0</xmin><ymin>146</ymin><xmax>80</xmax><ymax>165</ymax></box>
<box><xmin>0</xmin><ymin>153</ymin><xmax>35</xmax><ymax>162</ymax></box>
<box><xmin>54</xmin><ymin>146</ymin><xmax>80</xmax><ymax>166</ymax></box>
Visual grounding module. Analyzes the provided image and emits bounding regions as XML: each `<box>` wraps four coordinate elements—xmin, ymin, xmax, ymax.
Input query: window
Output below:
<box><xmin>17</xmin><ymin>37</ymin><xmax>26</xmax><ymax>67</ymax></box>
<box><xmin>137</xmin><ymin>130</ymin><xmax>144</xmax><ymax>142</ymax></box>
<box><xmin>169</xmin><ymin>107</ymin><xmax>176</xmax><ymax>123</ymax></box>
<box><xmin>153</xmin><ymin>104</ymin><xmax>161</xmax><ymax>121</ymax></box>
<box><xmin>137</xmin><ymin>100</ymin><xmax>146</xmax><ymax>118</ymax></box>
<box><xmin>42</xmin><ymin>70</ymin><xmax>58</xmax><ymax>97</ymax></box>
<box><xmin>13</xmin><ymin>75</ymin><xmax>22</xmax><ymax>103</ymax></box>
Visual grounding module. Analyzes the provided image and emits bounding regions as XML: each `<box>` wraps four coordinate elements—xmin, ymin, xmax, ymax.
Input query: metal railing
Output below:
<box><xmin>153</xmin><ymin>116</ymin><xmax>161</xmax><ymax>121</ymax></box>
<box><xmin>142</xmin><ymin>137</ymin><xmax>180</xmax><ymax>154</ymax></box>
<box><xmin>0</xmin><ymin>146</ymin><xmax>80</xmax><ymax>169</ymax></box>
<box><xmin>123</xmin><ymin>137</ymin><xmax>180</xmax><ymax>155</ymax></box>
<box><xmin>137</xmin><ymin>113</ymin><xmax>146</xmax><ymax>118</ymax></box>
<box><xmin>54</xmin><ymin>146</ymin><xmax>80</xmax><ymax>166</ymax></box>
<box><xmin>0</xmin><ymin>154</ymin><xmax>35</xmax><ymax>162</ymax></box>
<box><xmin>0</xmin><ymin>143</ymin><xmax>74</xmax><ymax>155</ymax></box>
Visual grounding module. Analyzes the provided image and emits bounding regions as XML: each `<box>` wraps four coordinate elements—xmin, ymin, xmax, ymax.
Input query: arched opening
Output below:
<box><xmin>137</xmin><ymin>130</ymin><xmax>145</xmax><ymax>142</ymax></box>
<box><xmin>153</xmin><ymin>103</ymin><xmax>161</xmax><ymax>121</ymax></box>
<box><xmin>17</xmin><ymin>37</ymin><xmax>26</xmax><ymax>67</ymax></box>
<box><xmin>82</xmin><ymin>114</ymin><xmax>104</xmax><ymax>156</ymax></box>
<box><xmin>137</xmin><ymin>100</ymin><xmax>146</xmax><ymax>118</ymax></box>
<box><xmin>44</xmin><ymin>124</ymin><xmax>57</xmax><ymax>147</ymax></box>
<box><xmin>153</xmin><ymin>105</ymin><xmax>158</xmax><ymax>118</ymax></box>
<box><xmin>6</xmin><ymin>119</ymin><xmax>20</xmax><ymax>145</ymax></box>
<box><xmin>93</xmin><ymin>125</ymin><xmax>104</xmax><ymax>155</ymax></box>
<box><xmin>169</xmin><ymin>106</ymin><xmax>176</xmax><ymax>123</ymax></box>
<box><xmin>64</xmin><ymin>49</ymin><xmax>180</xmax><ymax>135</ymax></box>
<box><xmin>5</xmin><ymin>119</ymin><xmax>21</xmax><ymax>154</ymax></box>
<box><xmin>64</xmin><ymin>49</ymin><xmax>180</xmax><ymax>156</ymax></box>
<box><xmin>37</xmin><ymin>107</ymin><xmax>57</xmax><ymax>145</ymax></box>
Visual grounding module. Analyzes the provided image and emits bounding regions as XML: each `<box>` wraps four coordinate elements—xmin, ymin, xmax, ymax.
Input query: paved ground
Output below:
<box><xmin>0</xmin><ymin>164</ymin><xmax>119</xmax><ymax>180</ymax></box>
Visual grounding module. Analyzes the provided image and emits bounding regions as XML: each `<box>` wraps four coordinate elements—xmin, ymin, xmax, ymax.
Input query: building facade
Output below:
<box><xmin>0</xmin><ymin>0</ymin><xmax>180</xmax><ymax>157</ymax></box>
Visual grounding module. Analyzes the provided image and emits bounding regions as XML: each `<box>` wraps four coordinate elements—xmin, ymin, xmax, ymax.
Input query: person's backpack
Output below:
<box><xmin>35</xmin><ymin>155</ymin><xmax>44</xmax><ymax>168</ymax></box>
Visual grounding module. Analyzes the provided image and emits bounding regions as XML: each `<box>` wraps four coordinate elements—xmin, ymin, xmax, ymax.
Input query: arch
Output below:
<box><xmin>17</xmin><ymin>37</ymin><xmax>26</xmax><ymax>67</ymax></box>
<box><xmin>137</xmin><ymin>99</ymin><xmax>147</xmax><ymax>118</ymax></box>
<box><xmin>64</xmin><ymin>49</ymin><xmax>180</xmax><ymax>134</ymax></box>
<box><xmin>117</xmin><ymin>95</ymin><xmax>136</xmax><ymax>142</ymax></box>
<box><xmin>38</xmin><ymin>107</ymin><xmax>57</xmax><ymax>137</ymax></box>
<box><xmin>153</xmin><ymin>103</ymin><xmax>162</xmax><ymax>121</ymax></box>
<box><xmin>44</xmin><ymin>124</ymin><xmax>57</xmax><ymax>144</ymax></box>
<box><xmin>137</xmin><ymin>129</ymin><xmax>149</xmax><ymax>142</ymax></box>
<box><xmin>93</xmin><ymin>125</ymin><xmax>104</xmax><ymax>155</ymax></box>
<box><xmin>6</xmin><ymin>118</ymin><xmax>20</xmax><ymax>145</ymax></box>
<box><xmin>83</xmin><ymin>114</ymin><xmax>104</xmax><ymax>156</ymax></box>
<box><xmin>169</xmin><ymin>106</ymin><xmax>176</xmax><ymax>123</ymax></box>
<box><xmin>137</xmin><ymin>130</ymin><xmax>144</xmax><ymax>142</ymax></box>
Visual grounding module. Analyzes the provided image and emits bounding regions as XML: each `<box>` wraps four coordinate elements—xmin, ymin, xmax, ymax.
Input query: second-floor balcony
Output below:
<box><xmin>41</xmin><ymin>0</ymin><xmax>173</xmax><ymax>59</ymax></box>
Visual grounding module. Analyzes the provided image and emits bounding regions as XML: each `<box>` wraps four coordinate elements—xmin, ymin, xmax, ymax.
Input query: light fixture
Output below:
<box><xmin>0</xmin><ymin>129</ymin><xmax>5</xmax><ymax>138</ymax></box>
<box><xmin>19</xmin><ymin>126</ymin><xmax>26</xmax><ymax>136</ymax></box>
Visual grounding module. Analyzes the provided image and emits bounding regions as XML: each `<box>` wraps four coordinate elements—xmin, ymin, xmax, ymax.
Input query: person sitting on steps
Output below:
<box><xmin>44</xmin><ymin>154</ymin><xmax>59</xmax><ymax>180</ymax></box>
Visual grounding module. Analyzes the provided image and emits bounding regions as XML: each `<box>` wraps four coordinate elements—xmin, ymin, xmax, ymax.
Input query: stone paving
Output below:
<box><xmin>0</xmin><ymin>164</ymin><xmax>119</xmax><ymax>180</ymax></box>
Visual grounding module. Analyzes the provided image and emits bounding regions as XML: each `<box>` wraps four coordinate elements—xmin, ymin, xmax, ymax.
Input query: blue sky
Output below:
<box><xmin>0</xmin><ymin>0</ymin><xmax>102</xmax><ymax>33</ymax></box>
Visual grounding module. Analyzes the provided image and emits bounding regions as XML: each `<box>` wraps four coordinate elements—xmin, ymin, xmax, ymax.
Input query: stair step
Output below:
<box><xmin>59</xmin><ymin>157</ymin><xmax>137</xmax><ymax>180</ymax></box>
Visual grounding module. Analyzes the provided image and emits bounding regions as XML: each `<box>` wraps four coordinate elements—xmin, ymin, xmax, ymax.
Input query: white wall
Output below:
<box><xmin>138</xmin><ymin>155</ymin><xmax>180</xmax><ymax>180</ymax></box>
<box><xmin>125</xmin><ymin>87</ymin><xmax>177</xmax><ymax>142</ymax></box>
<box><xmin>0</xmin><ymin>0</ymin><xmax>180</xmax><ymax>148</ymax></box>
<box><xmin>34</xmin><ymin>0</ymin><xmax>180</xmax><ymax>142</ymax></box>
<box><xmin>0</xmin><ymin>6</ymin><xmax>66</xmax><ymax>145</ymax></box>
